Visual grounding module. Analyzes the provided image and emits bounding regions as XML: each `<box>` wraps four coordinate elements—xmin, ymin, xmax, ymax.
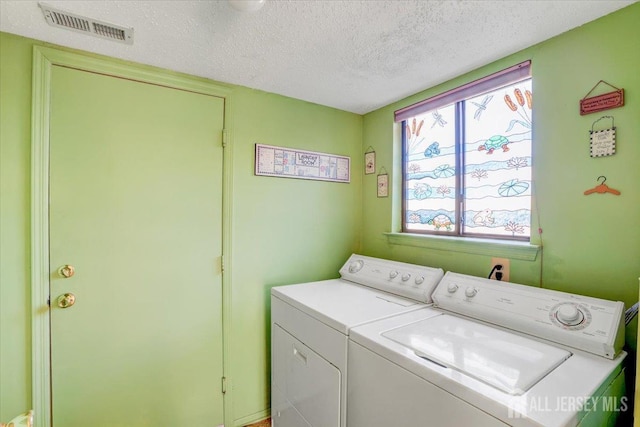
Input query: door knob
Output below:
<box><xmin>58</xmin><ymin>265</ymin><xmax>75</xmax><ymax>278</ymax></box>
<box><xmin>57</xmin><ymin>293</ymin><xmax>76</xmax><ymax>309</ymax></box>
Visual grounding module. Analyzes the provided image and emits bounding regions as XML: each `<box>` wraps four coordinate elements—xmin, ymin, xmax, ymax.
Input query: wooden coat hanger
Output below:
<box><xmin>584</xmin><ymin>176</ymin><xmax>621</xmax><ymax>195</ymax></box>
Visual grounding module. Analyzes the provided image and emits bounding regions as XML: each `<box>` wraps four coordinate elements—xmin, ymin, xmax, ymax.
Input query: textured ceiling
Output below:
<box><xmin>0</xmin><ymin>0</ymin><xmax>635</xmax><ymax>114</ymax></box>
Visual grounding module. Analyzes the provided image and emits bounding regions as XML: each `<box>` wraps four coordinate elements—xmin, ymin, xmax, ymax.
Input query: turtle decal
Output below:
<box><xmin>427</xmin><ymin>214</ymin><xmax>453</xmax><ymax>231</ymax></box>
<box><xmin>478</xmin><ymin>135</ymin><xmax>510</xmax><ymax>154</ymax></box>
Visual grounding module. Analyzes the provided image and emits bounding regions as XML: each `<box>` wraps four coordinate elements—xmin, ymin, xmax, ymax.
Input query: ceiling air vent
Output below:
<box><xmin>39</xmin><ymin>3</ymin><xmax>133</xmax><ymax>45</ymax></box>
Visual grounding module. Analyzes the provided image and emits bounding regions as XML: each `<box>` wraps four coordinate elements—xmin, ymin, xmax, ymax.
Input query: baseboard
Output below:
<box><xmin>233</xmin><ymin>408</ymin><xmax>271</xmax><ymax>427</ymax></box>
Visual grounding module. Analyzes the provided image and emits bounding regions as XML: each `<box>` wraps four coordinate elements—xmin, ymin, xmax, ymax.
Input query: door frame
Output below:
<box><xmin>30</xmin><ymin>46</ymin><xmax>235</xmax><ymax>427</ymax></box>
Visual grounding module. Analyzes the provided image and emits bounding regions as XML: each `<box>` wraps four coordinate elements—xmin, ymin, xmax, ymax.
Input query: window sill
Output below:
<box><xmin>384</xmin><ymin>232</ymin><xmax>540</xmax><ymax>261</ymax></box>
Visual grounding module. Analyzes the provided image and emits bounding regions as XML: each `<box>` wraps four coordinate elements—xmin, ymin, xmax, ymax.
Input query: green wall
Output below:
<box><xmin>0</xmin><ymin>33</ymin><xmax>33</xmax><ymax>421</ymax></box>
<box><xmin>228</xmin><ymin>88</ymin><xmax>362</xmax><ymax>423</ymax></box>
<box><xmin>0</xmin><ymin>33</ymin><xmax>362</xmax><ymax>424</ymax></box>
<box><xmin>2</xmin><ymin>2</ymin><xmax>639</xmax><ymax>425</ymax></box>
<box><xmin>361</xmin><ymin>4</ymin><xmax>640</xmax><ymax>307</ymax></box>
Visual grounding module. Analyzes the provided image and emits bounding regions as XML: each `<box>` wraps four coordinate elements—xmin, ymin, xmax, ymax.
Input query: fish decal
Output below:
<box><xmin>424</xmin><ymin>141</ymin><xmax>441</xmax><ymax>158</ymax></box>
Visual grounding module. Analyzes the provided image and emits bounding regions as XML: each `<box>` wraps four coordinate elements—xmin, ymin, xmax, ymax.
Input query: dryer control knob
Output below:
<box><xmin>447</xmin><ymin>284</ymin><xmax>459</xmax><ymax>293</ymax></box>
<box><xmin>415</xmin><ymin>276</ymin><xmax>425</xmax><ymax>285</ymax></box>
<box><xmin>348</xmin><ymin>260</ymin><xmax>364</xmax><ymax>273</ymax></box>
<box><xmin>465</xmin><ymin>287</ymin><xmax>478</xmax><ymax>298</ymax></box>
<box><xmin>401</xmin><ymin>273</ymin><xmax>411</xmax><ymax>282</ymax></box>
<box><xmin>389</xmin><ymin>270</ymin><xmax>399</xmax><ymax>279</ymax></box>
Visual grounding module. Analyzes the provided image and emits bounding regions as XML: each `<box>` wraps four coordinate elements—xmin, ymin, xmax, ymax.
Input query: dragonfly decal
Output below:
<box><xmin>471</xmin><ymin>95</ymin><xmax>493</xmax><ymax>120</ymax></box>
<box><xmin>431</xmin><ymin>110</ymin><xmax>447</xmax><ymax>128</ymax></box>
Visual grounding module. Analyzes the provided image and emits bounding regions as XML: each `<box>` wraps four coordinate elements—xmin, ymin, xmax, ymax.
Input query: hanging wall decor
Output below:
<box><xmin>584</xmin><ymin>176</ymin><xmax>620</xmax><ymax>196</ymax></box>
<box><xmin>580</xmin><ymin>80</ymin><xmax>624</xmax><ymax>115</ymax></box>
<box><xmin>589</xmin><ymin>116</ymin><xmax>616</xmax><ymax>158</ymax></box>
<box><xmin>365</xmin><ymin>146</ymin><xmax>376</xmax><ymax>175</ymax></box>
<box><xmin>255</xmin><ymin>144</ymin><xmax>350</xmax><ymax>183</ymax></box>
<box><xmin>377</xmin><ymin>167</ymin><xmax>389</xmax><ymax>198</ymax></box>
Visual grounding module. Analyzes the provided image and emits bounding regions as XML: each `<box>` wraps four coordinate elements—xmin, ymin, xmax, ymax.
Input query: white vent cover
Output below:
<box><xmin>39</xmin><ymin>3</ymin><xmax>133</xmax><ymax>45</ymax></box>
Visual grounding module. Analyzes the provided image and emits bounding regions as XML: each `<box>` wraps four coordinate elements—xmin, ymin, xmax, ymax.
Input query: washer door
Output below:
<box><xmin>272</xmin><ymin>324</ymin><xmax>341</xmax><ymax>426</ymax></box>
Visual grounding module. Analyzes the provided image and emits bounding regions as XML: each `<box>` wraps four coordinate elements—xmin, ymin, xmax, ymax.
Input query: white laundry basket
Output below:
<box><xmin>0</xmin><ymin>410</ymin><xmax>33</xmax><ymax>427</ymax></box>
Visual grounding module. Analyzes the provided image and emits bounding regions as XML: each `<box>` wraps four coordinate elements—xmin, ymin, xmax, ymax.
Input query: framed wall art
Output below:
<box><xmin>255</xmin><ymin>144</ymin><xmax>350</xmax><ymax>183</ymax></box>
<box><xmin>365</xmin><ymin>147</ymin><xmax>376</xmax><ymax>174</ymax></box>
<box><xmin>377</xmin><ymin>168</ymin><xmax>388</xmax><ymax>197</ymax></box>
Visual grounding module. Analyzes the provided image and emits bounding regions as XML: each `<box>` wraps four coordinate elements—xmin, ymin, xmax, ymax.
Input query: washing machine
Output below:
<box><xmin>348</xmin><ymin>272</ymin><xmax>627</xmax><ymax>427</ymax></box>
<box><xmin>270</xmin><ymin>254</ymin><xmax>445</xmax><ymax>427</ymax></box>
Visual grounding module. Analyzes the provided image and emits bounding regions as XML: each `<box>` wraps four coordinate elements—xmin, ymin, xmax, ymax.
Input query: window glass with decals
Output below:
<box><xmin>402</xmin><ymin>71</ymin><xmax>532</xmax><ymax>240</ymax></box>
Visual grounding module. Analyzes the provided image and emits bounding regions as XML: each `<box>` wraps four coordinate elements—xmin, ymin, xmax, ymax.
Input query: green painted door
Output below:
<box><xmin>49</xmin><ymin>65</ymin><xmax>225</xmax><ymax>426</ymax></box>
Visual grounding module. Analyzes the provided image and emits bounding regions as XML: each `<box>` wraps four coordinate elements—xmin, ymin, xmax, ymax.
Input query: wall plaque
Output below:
<box><xmin>589</xmin><ymin>116</ymin><xmax>616</xmax><ymax>158</ymax></box>
<box><xmin>255</xmin><ymin>144</ymin><xmax>350</xmax><ymax>183</ymax></box>
<box><xmin>580</xmin><ymin>81</ymin><xmax>624</xmax><ymax>115</ymax></box>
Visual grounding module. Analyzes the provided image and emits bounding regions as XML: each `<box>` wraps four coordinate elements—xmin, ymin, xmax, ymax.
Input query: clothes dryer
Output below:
<box><xmin>271</xmin><ymin>254</ymin><xmax>444</xmax><ymax>427</ymax></box>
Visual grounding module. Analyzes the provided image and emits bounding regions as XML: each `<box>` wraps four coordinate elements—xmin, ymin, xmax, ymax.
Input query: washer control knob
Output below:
<box><xmin>551</xmin><ymin>303</ymin><xmax>590</xmax><ymax>328</ymax></box>
<box><xmin>557</xmin><ymin>304</ymin><xmax>581</xmax><ymax>324</ymax></box>
<box><xmin>401</xmin><ymin>273</ymin><xmax>411</xmax><ymax>282</ymax></box>
<box><xmin>389</xmin><ymin>270</ymin><xmax>399</xmax><ymax>279</ymax></box>
<box><xmin>348</xmin><ymin>260</ymin><xmax>364</xmax><ymax>273</ymax></box>
<box><xmin>447</xmin><ymin>284</ymin><xmax>459</xmax><ymax>293</ymax></box>
<box><xmin>415</xmin><ymin>276</ymin><xmax>425</xmax><ymax>285</ymax></box>
<box><xmin>465</xmin><ymin>287</ymin><xmax>478</xmax><ymax>298</ymax></box>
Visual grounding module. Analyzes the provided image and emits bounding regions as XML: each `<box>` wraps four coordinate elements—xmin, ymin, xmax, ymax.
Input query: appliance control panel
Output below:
<box><xmin>339</xmin><ymin>254</ymin><xmax>444</xmax><ymax>303</ymax></box>
<box><xmin>433</xmin><ymin>272</ymin><xmax>625</xmax><ymax>359</ymax></box>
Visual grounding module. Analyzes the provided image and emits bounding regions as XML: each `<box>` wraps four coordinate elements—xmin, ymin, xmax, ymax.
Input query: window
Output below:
<box><xmin>396</xmin><ymin>61</ymin><xmax>532</xmax><ymax>241</ymax></box>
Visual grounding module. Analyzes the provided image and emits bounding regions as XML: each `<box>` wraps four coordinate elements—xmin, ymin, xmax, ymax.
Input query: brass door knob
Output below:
<box><xmin>58</xmin><ymin>265</ymin><xmax>75</xmax><ymax>278</ymax></box>
<box><xmin>57</xmin><ymin>293</ymin><xmax>76</xmax><ymax>309</ymax></box>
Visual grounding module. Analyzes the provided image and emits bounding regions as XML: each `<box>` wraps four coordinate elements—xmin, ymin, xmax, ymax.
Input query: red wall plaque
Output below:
<box><xmin>580</xmin><ymin>89</ymin><xmax>624</xmax><ymax>115</ymax></box>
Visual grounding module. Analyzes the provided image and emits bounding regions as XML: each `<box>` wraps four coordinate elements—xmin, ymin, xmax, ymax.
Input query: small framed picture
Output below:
<box><xmin>377</xmin><ymin>173</ymin><xmax>388</xmax><ymax>197</ymax></box>
<box><xmin>365</xmin><ymin>150</ymin><xmax>376</xmax><ymax>174</ymax></box>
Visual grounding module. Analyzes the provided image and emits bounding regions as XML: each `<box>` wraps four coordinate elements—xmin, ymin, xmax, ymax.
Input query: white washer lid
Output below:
<box><xmin>382</xmin><ymin>314</ymin><xmax>571</xmax><ymax>395</ymax></box>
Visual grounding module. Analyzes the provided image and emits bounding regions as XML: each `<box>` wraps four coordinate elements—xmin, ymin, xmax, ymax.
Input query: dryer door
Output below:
<box><xmin>273</xmin><ymin>324</ymin><xmax>341</xmax><ymax>427</ymax></box>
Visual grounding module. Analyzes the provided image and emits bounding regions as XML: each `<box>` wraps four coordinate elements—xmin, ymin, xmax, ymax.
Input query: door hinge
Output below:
<box><xmin>220</xmin><ymin>255</ymin><xmax>224</xmax><ymax>274</ymax></box>
<box><xmin>47</xmin><ymin>296</ymin><xmax>51</xmax><ymax>306</ymax></box>
<box><xmin>222</xmin><ymin>129</ymin><xmax>229</xmax><ymax>147</ymax></box>
<box><xmin>221</xmin><ymin>376</ymin><xmax>227</xmax><ymax>394</ymax></box>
